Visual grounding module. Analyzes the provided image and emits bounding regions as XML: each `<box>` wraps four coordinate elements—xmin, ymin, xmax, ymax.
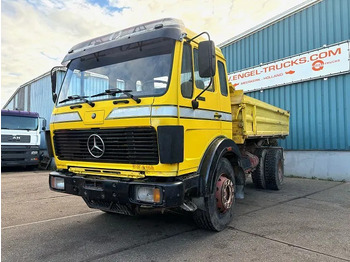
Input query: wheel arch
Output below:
<box><xmin>197</xmin><ymin>136</ymin><xmax>242</xmax><ymax>197</ymax></box>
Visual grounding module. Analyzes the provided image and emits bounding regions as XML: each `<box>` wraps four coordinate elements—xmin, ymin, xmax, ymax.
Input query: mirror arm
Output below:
<box><xmin>187</xmin><ymin>31</ymin><xmax>211</xmax><ymax>43</ymax></box>
<box><xmin>191</xmin><ymin>77</ymin><xmax>213</xmax><ymax>109</ymax></box>
<box><xmin>187</xmin><ymin>31</ymin><xmax>214</xmax><ymax>109</ymax></box>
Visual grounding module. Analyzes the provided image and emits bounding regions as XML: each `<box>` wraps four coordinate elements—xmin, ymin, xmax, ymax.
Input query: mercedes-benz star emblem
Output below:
<box><xmin>87</xmin><ymin>134</ymin><xmax>105</xmax><ymax>158</ymax></box>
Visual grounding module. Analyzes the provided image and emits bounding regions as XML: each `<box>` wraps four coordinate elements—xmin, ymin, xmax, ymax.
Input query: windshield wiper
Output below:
<box><xmin>91</xmin><ymin>88</ymin><xmax>141</xmax><ymax>104</ymax></box>
<box><xmin>59</xmin><ymin>95</ymin><xmax>95</xmax><ymax>107</ymax></box>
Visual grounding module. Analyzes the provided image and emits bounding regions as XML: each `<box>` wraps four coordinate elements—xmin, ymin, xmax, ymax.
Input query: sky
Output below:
<box><xmin>1</xmin><ymin>0</ymin><xmax>309</xmax><ymax>106</ymax></box>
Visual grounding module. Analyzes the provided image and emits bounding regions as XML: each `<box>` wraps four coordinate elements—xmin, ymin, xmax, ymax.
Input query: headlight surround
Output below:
<box><xmin>50</xmin><ymin>112</ymin><xmax>81</xmax><ymax>123</ymax></box>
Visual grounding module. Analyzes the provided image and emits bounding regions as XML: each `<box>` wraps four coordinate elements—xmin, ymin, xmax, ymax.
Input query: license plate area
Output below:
<box><xmin>84</xmin><ymin>179</ymin><xmax>103</xmax><ymax>191</ymax></box>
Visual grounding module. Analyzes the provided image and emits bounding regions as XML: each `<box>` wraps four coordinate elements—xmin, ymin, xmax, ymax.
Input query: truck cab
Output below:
<box><xmin>1</xmin><ymin>110</ymin><xmax>43</xmax><ymax>167</ymax></box>
<box><xmin>48</xmin><ymin>18</ymin><xmax>289</xmax><ymax>231</ymax></box>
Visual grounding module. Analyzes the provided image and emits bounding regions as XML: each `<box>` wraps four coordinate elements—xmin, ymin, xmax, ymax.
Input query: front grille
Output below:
<box><xmin>1</xmin><ymin>135</ymin><xmax>30</xmax><ymax>143</ymax></box>
<box><xmin>53</xmin><ymin>127</ymin><xmax>159</xmax><ymax>164</ymax></box>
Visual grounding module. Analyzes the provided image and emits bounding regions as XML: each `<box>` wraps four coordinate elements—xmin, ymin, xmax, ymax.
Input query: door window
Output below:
<box><xmin>180</xmin><ymin>43</ymin><xmax>193</xmax><ymax>99</ymax></box>
<box><xmin>218</xmin><ymin>61</ymin><xmax>228</xmax><ymax>96</ymax></box>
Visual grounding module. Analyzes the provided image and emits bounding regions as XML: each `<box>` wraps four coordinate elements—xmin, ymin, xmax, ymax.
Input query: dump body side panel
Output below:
<box><xmin>231</xmin><ymin>90</ymin><xmax>290</xmax><ymax>144</ymax></box>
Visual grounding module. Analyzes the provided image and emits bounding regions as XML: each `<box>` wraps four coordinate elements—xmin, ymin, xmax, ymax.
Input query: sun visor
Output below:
<box><xmin>62</xmin><ymin>18</ymin><xmax>185</xmax><ymax>65</ymax></box>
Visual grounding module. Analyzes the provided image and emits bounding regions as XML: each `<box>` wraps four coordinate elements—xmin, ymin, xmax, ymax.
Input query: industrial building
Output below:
<box><xmin>3</xmin><ymin>0</ymin><xmax>349</xmax><ymax>180</ymax></box>
<box><xmin>220</xmin><ymin>0</ymin><xmax>350</xmax><ymax>180</ymax></box>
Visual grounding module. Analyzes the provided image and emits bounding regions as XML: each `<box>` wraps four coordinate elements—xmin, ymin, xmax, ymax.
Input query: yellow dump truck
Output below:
<box><xmin>47</xmin><ymin>18</ymin><xmax>289</xmax><ymax>231</ymax></box>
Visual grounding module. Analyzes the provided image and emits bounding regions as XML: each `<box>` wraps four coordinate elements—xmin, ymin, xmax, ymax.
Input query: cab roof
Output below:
<box><xmin>1</xmin><ymin>109</ymin><xmax>39</xmax><ymax>118</ymax></box>
<box><xmin>62</xmin><ymin>18</ymin><xmax>224</xmax><ymax>64</ymax></box>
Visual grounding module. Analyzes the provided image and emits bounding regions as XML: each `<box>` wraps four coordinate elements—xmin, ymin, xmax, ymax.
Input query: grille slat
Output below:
<box><xmin>54</xmin><ymin>139</ymin><xmax>156</xmax><ymax>145</ymax></box>
<box><xmin>53</xmin><ymin>127</ymin><xmax>159</xmax><ymax>164</ymax></box>
<box><xmin>55</xmin><ymin>148</ymin><xmax>158</xmax><ymax>152</ymax></box>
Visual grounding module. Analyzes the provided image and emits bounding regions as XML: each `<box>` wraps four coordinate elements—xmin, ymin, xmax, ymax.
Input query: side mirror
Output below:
<box><xmin>50</xmin><ymin>66</ymin><xmax>60</xmax><ymax>103</ymax></box>
<box><xmin>40</xmin><ymin>117</ymin><xmax>47</xmax><ymax>131</ymax></box>
<box><xmin>198</xmin><ymin>40</ymin><xmax>216</xmax><ymax>78</ymax></box>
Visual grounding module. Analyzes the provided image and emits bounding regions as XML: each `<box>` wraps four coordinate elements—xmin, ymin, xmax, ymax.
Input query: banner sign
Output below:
<box><xmin>227</xmin><ymin>42</ymin><xmax>350</xmax><ymax>92</ymax></box>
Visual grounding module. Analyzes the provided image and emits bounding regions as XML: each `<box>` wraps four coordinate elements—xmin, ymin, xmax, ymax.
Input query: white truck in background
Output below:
<box><xmin>1</xmin><ymin>109</ymin><xmax>46</xmax><ymax>168</ymax></box>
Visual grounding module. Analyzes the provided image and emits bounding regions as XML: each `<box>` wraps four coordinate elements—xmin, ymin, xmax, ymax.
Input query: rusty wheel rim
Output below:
<box><xmin>215</xmin><ymin>175</ymin><xmax>234</xmax><ymax>213</ymax></box>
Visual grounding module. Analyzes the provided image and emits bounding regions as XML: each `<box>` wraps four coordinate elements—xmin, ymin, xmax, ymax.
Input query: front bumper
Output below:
<box><xmin>1</xmin><ymin>145</ymin><xmax>40</xmax><ymax>167</ymax></box>
<box><xmin>49</xmin><ymin>171</ymin><xmax>199</xmax><ymax>213</ymax></box>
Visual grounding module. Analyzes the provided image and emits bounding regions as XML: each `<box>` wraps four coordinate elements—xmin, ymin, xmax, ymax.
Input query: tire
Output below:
<box><xmin>251</xmin><ymin>148</ymin><xmax>267</xmax><ymax>189</ymax></box>
<box><xmin>193</xmin><ymin>158</ymin><xmax>235</xmax><ymax>231</ymax></box>
<box><xmin>101</xmin><ymin>210</ymin><xmax>116</xmax><ymax>214</ymax></box>
<box><xmin>264</xmin><ymin>149</ymin><xmax>284</xmax><ymax>190</ymax></box>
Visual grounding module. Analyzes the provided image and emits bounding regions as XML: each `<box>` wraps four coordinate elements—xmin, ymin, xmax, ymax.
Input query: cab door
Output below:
<box><xmin>217</xmin><ymin>59</ymin><xmax>233</xmax><ymax>139</ymax></box>
<box><xmin>178</xmin><ymin>43</ymin><xmax>222</xmax><ymax>175</ymax></box>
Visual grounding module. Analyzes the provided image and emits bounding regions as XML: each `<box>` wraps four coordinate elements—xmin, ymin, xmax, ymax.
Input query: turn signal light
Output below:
<box><xmin>153</xmin><ymin>188</ymin><xmax>161</xmax><ymax>203</ymax></box>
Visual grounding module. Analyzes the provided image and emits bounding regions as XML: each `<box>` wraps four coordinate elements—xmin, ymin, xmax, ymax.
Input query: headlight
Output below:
<box><xmin>135</xmin><ymin>186</ymin><xmax>161</xmax><ymax>203</ymax></box>
<box><xmin>31</xmin><ymin>151</ymin><xmax>38</xmax><ymax>155</ymax></box>
<box><xmin>50</xmin><ymin>176</ymin><xmax>65</xmax><ymax>190</ymax></box>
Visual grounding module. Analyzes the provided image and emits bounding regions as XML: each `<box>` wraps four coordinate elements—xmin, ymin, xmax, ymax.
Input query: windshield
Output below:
<box><xmin>58</xmin><ymin>37</ymin><xmax>175</xmax><ymax>106</ymax></box>
<box><xmin>1</xmin><ymin>116</ymin><xmax>38</xmax><ymax>130</ymax></box>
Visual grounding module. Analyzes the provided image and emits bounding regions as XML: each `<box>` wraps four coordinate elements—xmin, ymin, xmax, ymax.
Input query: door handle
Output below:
<box><xmin>214</xmin><ymin>113</ymin><xmax>222</xmax><ymax>119</ymax></box>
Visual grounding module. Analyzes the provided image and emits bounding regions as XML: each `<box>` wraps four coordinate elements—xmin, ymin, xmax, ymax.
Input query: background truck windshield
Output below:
<box><xmin>58</xmin><ymin>37</ymin><xmax>175</xmax><ymax>106</ymax></box>
<box><xmin>1</xmin><ymin>116</ymin><xmax>38</xmax><ymax>130</ymax></box>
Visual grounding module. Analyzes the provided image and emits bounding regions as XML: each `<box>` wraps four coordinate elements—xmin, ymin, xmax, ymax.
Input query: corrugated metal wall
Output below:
<box><xmin>8</xmin><ymin>87</ymin><xmax>27</xmax><ymax>111</ymax></box>
<box><xmin>221</xmin><ymin>0</ymin><xmax>350</xmax><ymax>151</ymax></box>
<box><xmin>30</xmin><ymin>75</ymin><xmax>52</xmax><ymax>149</ymax></box>
<box><xmin>249</xmin><ymin>74</ymin><xmax>350</xmax><ymax>150</ymax></box>
<box><xmin>222</xmin><ymin>0</ymin><xmax>350</xmax><ymax>72</ymax></box>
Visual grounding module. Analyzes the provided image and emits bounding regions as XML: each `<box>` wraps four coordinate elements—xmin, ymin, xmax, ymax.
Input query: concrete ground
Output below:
<box><xmin>1</xmin><ymin>170</ymin><xmax>350</xmax><ymax>262</ymax></box>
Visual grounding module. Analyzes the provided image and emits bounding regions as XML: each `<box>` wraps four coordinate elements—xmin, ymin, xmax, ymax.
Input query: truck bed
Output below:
<box><xmin>230</xmin><ymin>90</ymin><xmax>290</xmax><ymax>144</ymax></box>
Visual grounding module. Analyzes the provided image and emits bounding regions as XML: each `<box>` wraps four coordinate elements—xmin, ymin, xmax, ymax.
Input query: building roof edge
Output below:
<box><xmin>218</xmin><ymin>0</ymin><xmax>322</xmax><ymax>48</ymax></box>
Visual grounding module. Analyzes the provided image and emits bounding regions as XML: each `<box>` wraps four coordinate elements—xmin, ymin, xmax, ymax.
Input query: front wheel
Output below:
<box><xmin>193</xmin><ymin>158</ymin><xmax>236</xmax><ymax>231</ymax></box>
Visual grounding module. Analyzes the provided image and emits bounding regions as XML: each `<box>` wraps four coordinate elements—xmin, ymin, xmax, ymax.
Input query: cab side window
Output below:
<box><xmin>193</xmin><ymin>49</ymin><xmax>214</xmax><ymax>92</ymax></box>
<box><xmin>218</xmin><ymin>61</ymin><xmax>228</xmax><ymax>96</ymax></box>
<box><xmin>180</xmin><ymin>43</ymin><xmax>193</xmax><ymax>99</ymax></box>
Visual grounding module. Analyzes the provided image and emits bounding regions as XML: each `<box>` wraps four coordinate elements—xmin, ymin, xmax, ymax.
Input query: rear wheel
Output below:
<box><xmin>193</xmin><ymin>158</ymin><xmax>235</xmax><ymax>231</ymax></box>
<box><xmin>251</xmin><ymin>148</ymin><xmax>267</xmax><ymax>189</ymax></box>
<box><xmin>264</xmin><ymin>149</ymin><xmax>284</xmax><ymax>190</ymax></box>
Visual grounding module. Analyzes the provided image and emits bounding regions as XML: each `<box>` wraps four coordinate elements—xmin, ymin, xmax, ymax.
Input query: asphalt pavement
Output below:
<box><xmin>1</xmin><ymin>169</ymin><xmax>349</xmax><ymax>262</ymax></box>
